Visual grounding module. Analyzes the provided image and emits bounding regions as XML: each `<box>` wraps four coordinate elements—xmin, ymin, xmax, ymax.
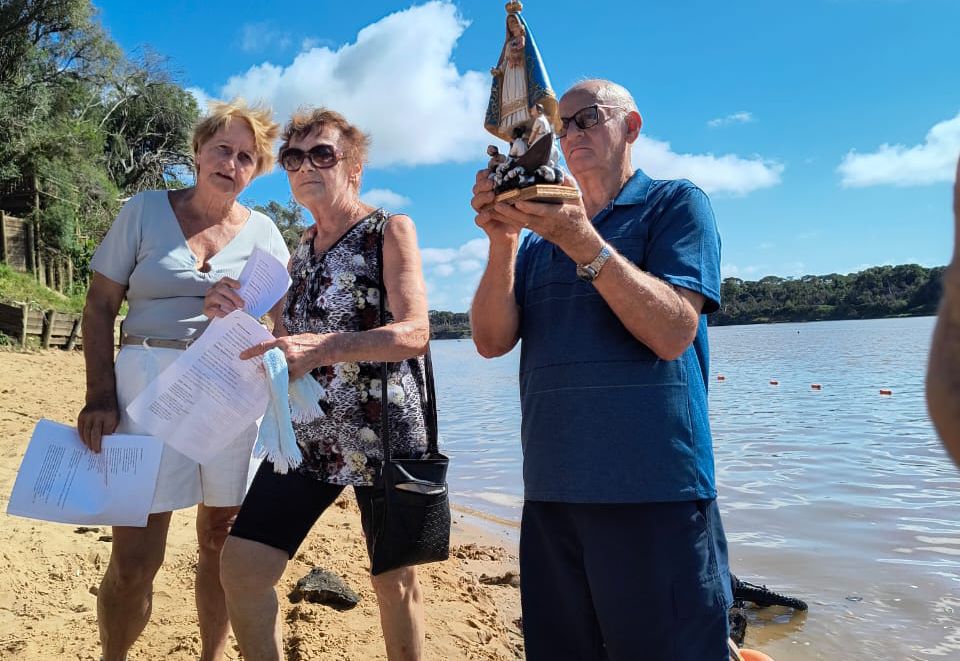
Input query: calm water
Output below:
<box><xmin>432</xmin><ymin>316</ymin><xmax>960</xmax><ymax>660</ymax></box>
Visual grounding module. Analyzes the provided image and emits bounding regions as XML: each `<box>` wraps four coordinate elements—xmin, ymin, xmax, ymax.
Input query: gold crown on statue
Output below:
<box><xmin>505</xmin><ymin>1</ymin><xmax>523</xmax><ymax>15</ymax></box>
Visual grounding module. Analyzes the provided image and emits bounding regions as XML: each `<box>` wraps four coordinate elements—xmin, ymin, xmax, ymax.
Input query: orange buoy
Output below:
<box><xmin>880</xmin><ymin>389</ymin><xmax>893</xmax><ymax>396</ymax></box>
<box><xmin>769</xmin><ymin>380</ymin><xmax>779</xmax><ymax>386</ymax></box>
<box><xmin>811</xmin><ymin>384</ymin><xmax>822</xmax><ymax>390</ymax></box>
<box><xmin>739</xmin><ymin>650</ymin><xmax>775</xmax><ymax>661</ymax></box>
<box><xmin>717</xmin><ymin>375</ymin><xmax>726</xmax><ymax>381</ymax></box>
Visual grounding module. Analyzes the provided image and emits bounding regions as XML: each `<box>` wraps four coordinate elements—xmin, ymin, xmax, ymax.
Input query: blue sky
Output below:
<box><xmin>92</xmin><ymin>0</ymin><xmax>960</xmax><ymax>310</ymax></box>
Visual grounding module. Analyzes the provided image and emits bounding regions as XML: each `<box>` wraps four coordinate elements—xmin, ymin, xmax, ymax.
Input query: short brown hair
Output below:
<box><xmin>279</xmin><ymin>107</ymin><xmax>372</xmax><ymax>171</ymax></box>
<box><xmin>192</xmin><ymin>99</ymin><xmax>279</xmax><ymax>177</ymax></box>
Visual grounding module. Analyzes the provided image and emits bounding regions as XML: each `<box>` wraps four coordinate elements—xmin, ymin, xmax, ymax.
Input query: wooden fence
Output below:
<box><xmin>0</xmin><ymin>211</ymin><xmax>75</xmax><ymax>293</ymax></box>
<box><xmin>0</xmin><ymin>211</ymin><xmax>34</xmax><ymax>273</ymax></box>
<box><xmin>0</xmin><ymin>302</ymin><xmax>122</xmax><ymax>349</ymax></box>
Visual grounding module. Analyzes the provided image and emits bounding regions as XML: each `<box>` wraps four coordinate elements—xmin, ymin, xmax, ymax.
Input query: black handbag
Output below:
<box><xmin>368</xmin><ymin>221</ymin><xmax>450</xmax><ymax>576</ymax></box>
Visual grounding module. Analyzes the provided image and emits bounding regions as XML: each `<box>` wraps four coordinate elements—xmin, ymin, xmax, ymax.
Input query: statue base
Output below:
<box><xmin>494</xmin><ymin>184</ymin><xmax>579</xmax><ymax>205</ymax></box>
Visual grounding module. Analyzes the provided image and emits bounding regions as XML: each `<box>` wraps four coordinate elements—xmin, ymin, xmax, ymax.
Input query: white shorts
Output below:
<box><xmin>114</xmin><ymin>344</ymin><xmax>260</xmax><ymax>513</ymax></box>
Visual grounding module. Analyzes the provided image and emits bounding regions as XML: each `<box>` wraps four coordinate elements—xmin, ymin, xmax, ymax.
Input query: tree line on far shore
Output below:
<box><xmin>713</xmin><ymin>264</ymin><xmax>943</xmax><ymax>326</ymax></box>
<box><xmin>427</xmin><ymin>264</ymin><xmax>946</xmax><ymax>338</ymax></box>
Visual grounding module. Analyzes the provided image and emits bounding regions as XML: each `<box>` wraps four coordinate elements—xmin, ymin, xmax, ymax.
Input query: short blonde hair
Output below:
<box><xmin>192</xmin><ymin>99</ymin><xmax>280</xmax><ymax>177</ymax></box>
<box><xmin>279</xmin><ymin>107</ymin><xmax>371</xmax><ymax>171</ymax></box>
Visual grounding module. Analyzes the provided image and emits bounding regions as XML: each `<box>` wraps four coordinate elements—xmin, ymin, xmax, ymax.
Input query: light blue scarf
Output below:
<box><xmin>255</xmin><ymin>348</ymin><xmax>326</xmax><ymax>473</ymax></box>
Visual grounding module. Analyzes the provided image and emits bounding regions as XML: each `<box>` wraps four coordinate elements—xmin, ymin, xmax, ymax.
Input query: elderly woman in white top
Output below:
<box><xmin>77</xmin><ymin>99</ymin><xmax>289</xmax><ymax>661</ymax></box>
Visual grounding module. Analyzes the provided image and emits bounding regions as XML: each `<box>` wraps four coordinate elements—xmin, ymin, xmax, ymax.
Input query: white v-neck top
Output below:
<box><xmin>91</xmin><ymin>190</ymin><xmax>290</xmax><ymax>340</ymax></box>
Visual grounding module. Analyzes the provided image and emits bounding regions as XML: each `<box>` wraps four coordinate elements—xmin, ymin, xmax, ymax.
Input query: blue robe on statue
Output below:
<box><xmin>484</xmin><ymin>12</ymin><xmax>559</xmax><ymax>142</ymax></box>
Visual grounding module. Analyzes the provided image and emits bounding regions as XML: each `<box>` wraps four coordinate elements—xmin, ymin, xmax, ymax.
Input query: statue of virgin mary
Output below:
<box><xmin>484</xmin><ymin>2</ymin><xmax>559</xmax><ymax>142</ymax></box>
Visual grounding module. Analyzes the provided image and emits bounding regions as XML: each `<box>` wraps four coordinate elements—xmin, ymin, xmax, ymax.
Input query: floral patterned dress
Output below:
<box><xmin>283</xmin><ymin>209</ymin><xmax>429</xmax><ymax>486</ymax></box>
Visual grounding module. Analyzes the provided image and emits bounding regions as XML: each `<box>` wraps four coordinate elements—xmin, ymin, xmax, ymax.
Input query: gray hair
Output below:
<box><xmin>565</xmin><ymin>79</ymin><xmax>638</xmax><ymax>114</ymax></box>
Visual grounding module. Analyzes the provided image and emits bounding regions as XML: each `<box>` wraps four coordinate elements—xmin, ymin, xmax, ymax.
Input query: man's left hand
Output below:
<box><xmin>493</xmin><ymin>193</ymin><xmax>602</xmax><ymax>265</ymax></box>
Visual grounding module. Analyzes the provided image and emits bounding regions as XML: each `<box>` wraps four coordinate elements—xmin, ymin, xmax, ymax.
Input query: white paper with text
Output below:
<box><xmin>125</xmin><ymin>310</ymin><xmax>273</xmax><ymax>464</ymax></box>
<box><xmin>236</xmin><ymin>246</ymin><xmax>291</xmax><ymax>319</ymax></box>
<box><xmin>7</xmin><ymin>419</ymin><xmax>162</xmax><ymax>527</ymax></box>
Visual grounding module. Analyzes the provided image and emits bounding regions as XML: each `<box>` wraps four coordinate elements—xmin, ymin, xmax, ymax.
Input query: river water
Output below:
<box><xmin>432</xmin><ymin>316</ymin><xmax>959</xmax><ymax>659</ymax></box>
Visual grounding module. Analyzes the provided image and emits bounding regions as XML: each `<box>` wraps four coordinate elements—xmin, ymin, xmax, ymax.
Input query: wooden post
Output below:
<box><xmin>33</xmin><ymin>175</ymin><xmax>41</xmax><ymax>281</ymax></box>
<box><xmin>41</xmin><ymin>309</ymin><xmax>55</xmax><ymax>349</ymax></box>
<box><xmin>24</xmin><ymin>217</ymin><xmax>35</xmax><ymax>274</ymax></box>
<box><xmin>20</xmin><ymin>303</ymin><xmax>29</xmax><ymax>348</ymax></box>
<box><xmin>66</xmin><ymin>258</ymin><xmax>74</xmax><ymax>290</ymax></box>
<box><xmin>56</xmin><ymin>258</ymin><xmax>65</xmax><ymax>293</ymax></box>
<box><xmin>65</xmin><ymin>316</ymin><xmax>81</xmax><ymax>351</ymax></box>
<box><xmin>0</xmin><ymin>210</ymin><xmax>7</xmax><ymax>265</ymax></box>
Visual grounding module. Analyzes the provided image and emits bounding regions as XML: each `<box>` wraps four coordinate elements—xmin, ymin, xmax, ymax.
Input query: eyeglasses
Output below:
<box><xmin>557</xmin><ymin>104</ymin><xmax>625</xmax><ymax>139</ymax></box>
<box><xmin>279</xmin><ymin>144</ymin><xmax>344</xmax><ymax>171</ymax></box>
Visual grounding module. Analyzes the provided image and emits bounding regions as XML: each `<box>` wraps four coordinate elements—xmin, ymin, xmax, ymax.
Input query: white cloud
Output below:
<box><xmin>707</xmin><ymin>111</ymin><xmax>755</xmax><ymax>128</ymax></box>
<box><xmin>422</xmin><ymin>238</ymin><xmax>487</xmax><ymax>266</ymax></box>
<box><xmin>240</xmin><ymin>22</ymin><xmax>292</xmax><ymax>53</ymax></box>
<box><xmin>361</xmin><ymin>188</ymin><xmax>412</xmax><ymax>209</ymax></box>
<box><xmin>186</xmin><ymin>87</ymin><xmax>213</xmax><ymax>114</ymax></box>
<box><xmin>211</xmin><ymin>2</ymin><xmax>490</xmax><ymax>168</ymax></box>
<box><xmin>837</xmin><ymin>112</ymin><xmax>960</xmax><ymax>187</ymax></box>
<box><xmin>722</xmin><ymin>262</ymin><xmax>805</xmax><ymax>280</ymax></box>
<box><xmin>420</xmin><ymin>237</ymin><xmax>489</xmax><ymax>310</ymax></box>
<box><xmin>632</xmin><ymin>135</ymin><xmax>784</xmax><ymax>196</ymax></box>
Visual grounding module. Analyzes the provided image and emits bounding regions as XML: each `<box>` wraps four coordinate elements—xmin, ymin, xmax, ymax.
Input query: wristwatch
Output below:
<box><xmin>576</xmin><ymin>243</ymin><xmax>612</xmax><ymax>282</ymax></box>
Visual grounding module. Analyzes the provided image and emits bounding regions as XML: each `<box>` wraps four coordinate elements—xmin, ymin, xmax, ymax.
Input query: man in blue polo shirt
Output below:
<box><xmin>470</xmin><ymin>78</ymin><xmax>731</xmax><ymax>660</ymax></box>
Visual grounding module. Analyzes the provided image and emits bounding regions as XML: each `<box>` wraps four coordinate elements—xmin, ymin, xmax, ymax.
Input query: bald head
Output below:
<box><xmin>563</xmin><ymin>79</ymin><xmax>638</xmax><ymax>114</ymax></box>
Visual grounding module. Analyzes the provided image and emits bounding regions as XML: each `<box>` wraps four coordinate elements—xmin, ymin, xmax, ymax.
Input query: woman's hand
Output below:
<box><xmin>77</xmin><ymin>393</ymin><xmax>120</xmax><ymax>453</ymax></box>
<box><xmin>240</xmin><ymin>333</ymin><xmax>335</xmax><ymax>380</ymax></box>
<box><xmin>204</xmin><ymin>277</ymin><xmax>245</xmax><ymax>318</ymax></box>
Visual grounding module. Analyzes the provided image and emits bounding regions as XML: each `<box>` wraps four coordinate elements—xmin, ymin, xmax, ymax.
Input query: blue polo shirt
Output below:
<box><xmin>514</xmin><ymin>169</ymin><xmax>721</xmax><ymax>503</ymax></box>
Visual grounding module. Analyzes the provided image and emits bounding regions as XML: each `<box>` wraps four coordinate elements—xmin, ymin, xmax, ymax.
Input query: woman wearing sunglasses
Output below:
<box><xmin>78</xmin><ymin>99</ymin><xmax>289</xmax><ymax>661</ymax></box>
<box><xmin>210</xmin><ymin>107</ymin><xmax>432</xmax><ymax>661</ymax></box>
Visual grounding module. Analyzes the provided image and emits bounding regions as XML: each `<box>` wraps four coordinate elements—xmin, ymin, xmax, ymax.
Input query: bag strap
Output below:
<box><xmin>377</xmin><ymin>213</ymin><xmax>439</xmax><ymax>466</ymax></box>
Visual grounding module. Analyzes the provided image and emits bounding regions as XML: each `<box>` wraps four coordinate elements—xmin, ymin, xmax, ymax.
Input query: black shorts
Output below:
<box><xmin>229</xmin><ymin>461</ymin><xmax>376</xmax><ymax>559</ymax></box>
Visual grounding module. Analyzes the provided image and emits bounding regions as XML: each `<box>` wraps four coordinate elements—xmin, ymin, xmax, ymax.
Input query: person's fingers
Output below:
<box><xmin>471</xmin><ymin>189</ymin><xmax>496</xmax><ymax>213</ymax></box>
<box><xmin>475</xmin><ymin>169</ymin><xmax>493</xmax><ymax>187</ymax></box>
<box><xmin>240</xmin><ymin>339</ymin><xmax>276</xmax><ymax>360</ymax></box>
<box><xmin>494</xmin><ymin>202</ymin><xmax>535</xmax><ymax>227</ymax></box>
<box><xmin>218</xmin><ymin>277</ymin><xmax>241</xmax><ymax>289</ymax></box>
<box><xmin>218</xmin><ymin>284</ymin><xmax>246</xmax><ymax>309</ymax></box>
<box><xmin>513</xmin><ymin>199</ymin><xmax>568</xmax><ymax>219</ymax></box>
<box><xmin>103</xmin><ymin>412</ymin><xmax>119</xmax><ymax>437</ymax></box>
<box><xmin>77</xmin><ymin>415</ymin><xmax>92</xmax><ymax>448</ymax></box>
<box><xmin>89</xmin><ymin>419</ymin><xmax>103</xmax><ymax>454</ymax></box>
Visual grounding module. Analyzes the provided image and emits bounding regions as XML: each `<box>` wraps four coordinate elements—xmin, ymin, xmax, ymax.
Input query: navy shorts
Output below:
<box><xmin>519</xmin><ymin>499</ymin><xmax>732</xmax><ymax>661</ymax></box>
<box><xmin>229</xmin><ymin>461</ymin><xmax>376</xmax><ymax>559</ymax></box>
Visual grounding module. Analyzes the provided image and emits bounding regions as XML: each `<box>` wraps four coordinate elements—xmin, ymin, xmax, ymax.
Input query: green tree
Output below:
<box><xmin>253</xmin><ymin>198</ymin><xmax>309</xmax><ymax>252</ymax></box>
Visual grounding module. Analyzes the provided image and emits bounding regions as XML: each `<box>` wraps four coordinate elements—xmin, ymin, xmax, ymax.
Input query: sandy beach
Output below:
<box><xmin>0</xmin><ymin>348</ymin><xmax>523</xmax><ymax>660</ymax></box>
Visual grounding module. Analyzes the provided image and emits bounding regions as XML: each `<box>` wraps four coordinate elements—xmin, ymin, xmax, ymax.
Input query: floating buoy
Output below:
<box><xmin>717</xmin><ymin>375</ymin><xmax>726</xmax><ymax>381</ymax></box>
<box><xmin>739</xmin><ymin>650</ymin><xmax>775</xmax><ymax>661</ymax></box>
<box><xmin>811</xmin><ymin>384</ymin><xmax>822</xmax><ymax>390</ymax></box>
<box><xmin>769</xmin><ymin>380</ymin><xmax>779</xmax><ymax>386</ymax></box>
<box><xmin>880</xmin><ymin>389</ymin><xmax>893</xmax><ymax>396</ymax></box>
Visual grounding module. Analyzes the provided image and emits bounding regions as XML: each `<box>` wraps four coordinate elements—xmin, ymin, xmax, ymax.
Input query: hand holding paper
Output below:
<box><xmin>126</xmin><ymin>311</ymin><xmax>275</xmax><ymax>464</ymax></box>
<box><xmin>203</xmin><ymin>247</ymin><xmax>291</xmax><ymax>320</ymax></box>
<box><xmin>7</xmin><ymin>419</ymin><xmax>162</xmax><ymax>527</ymax></box>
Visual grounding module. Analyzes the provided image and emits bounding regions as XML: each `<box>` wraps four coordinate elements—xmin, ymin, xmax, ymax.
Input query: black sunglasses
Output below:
<box><xmin>557</xmin><ymin>104</ymin><xmax>625</xmax><ymax>139</ymax></box>
<box><xmin>279</xmin><ymin>144</ymin><xmax>344</xmax><ymax>171</ymax></box>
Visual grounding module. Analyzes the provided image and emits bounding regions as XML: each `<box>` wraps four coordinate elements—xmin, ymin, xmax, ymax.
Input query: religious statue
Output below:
<box><xmin>482</xmin><ymin>1</ymin><xmax>578</xmax><ymax>203</ymax></box>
